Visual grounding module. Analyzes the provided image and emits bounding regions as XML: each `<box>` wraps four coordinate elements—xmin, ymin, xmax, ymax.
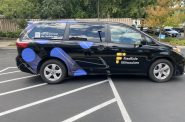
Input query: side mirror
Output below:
<box><xmin>134</xmin><ymin>40</ymin><xmax>142</xmax><ymax>48</ymax></box>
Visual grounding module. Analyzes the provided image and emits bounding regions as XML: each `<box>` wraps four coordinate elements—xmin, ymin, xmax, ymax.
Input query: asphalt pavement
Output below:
<box><xmin>0</xmin><ymin>49</ymin><xmax>184</xmax><ymax>122</ymax></box>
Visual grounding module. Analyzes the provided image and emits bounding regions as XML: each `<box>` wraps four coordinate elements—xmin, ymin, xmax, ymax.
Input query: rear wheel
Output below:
<box><xmin>149</xmin><ymin>59</ymin><xmax>174</xmax><ymax>83</ymax></box>
<box><xmin>40</xmin><ymin>60</ymin><xmax>66</xmax><ymax>84</ymax></box>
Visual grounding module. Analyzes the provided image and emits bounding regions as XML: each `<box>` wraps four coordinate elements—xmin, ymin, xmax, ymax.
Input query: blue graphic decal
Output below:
<box><xmin>27</xmin><ymin>56</ymin><xmax>41</xmax><ymax>72</ymax></box>
<box><xmin>50</xmin><ymin>47</ymin><xmax>87</xmax><ymax>76</ymax></box>
<box><xmin>35</xmin><ymin>39</ymin><xmax>49</xmax><ymax>44</ymax></box>
<box><xmin>74</xmin><ymin>69</ymin><xmax>87</xmax><ymax>76</ymax></box>
<box><xmin>79</xmin><ymin>41</ymin><xmax>93</xmax><ymax>49</ymax></box>
<box><xmin>22</xmin><ymin>48</ymin><xmax>36</xmax><ymax>62</ymax></box>
<box><xmin>50</xmin><ymin>47</ymin><xmax>75</xmax><ymax>65</ymax></box>
<box><xmin>22</xmin><ymin>48</ymin><xmax>41</xmax><ymax>73</ymax></box>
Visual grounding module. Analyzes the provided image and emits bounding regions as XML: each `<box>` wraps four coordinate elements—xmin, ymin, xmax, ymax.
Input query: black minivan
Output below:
<box><xmin>16</xmin><ymin>21</ymin><xmax>185</xmax><ymax>84</ymax></box>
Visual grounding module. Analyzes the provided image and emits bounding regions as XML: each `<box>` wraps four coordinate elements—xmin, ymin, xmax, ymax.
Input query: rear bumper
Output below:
<box><xmin>16</xmin><ymin>56</ymin><xmax>34</xmax><ymax>74</ymax></box>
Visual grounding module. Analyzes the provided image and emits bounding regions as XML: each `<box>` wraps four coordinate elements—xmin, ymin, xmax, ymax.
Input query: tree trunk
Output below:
<box><xmin>159</xmin><ymin>28</ymin><xmax>162</xmax><ymax>41</ymax></box>
<box><xmin>184</xmin><ymin>26</ymin><xmax>185</xmax><ymax>38</ymax></box>
<box><xmin>140</xmin><ymin>19</ymin><xmax>144</xmax><ymax>31</ymax></box>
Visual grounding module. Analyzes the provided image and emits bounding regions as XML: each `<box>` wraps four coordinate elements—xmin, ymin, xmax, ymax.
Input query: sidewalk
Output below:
<box><xmin>177</xmin><ymin>46</ymin><xmax>185</xmax><ymax>49</ymax></box>
<box><xmin>0</xmin><ymin>40</ymin><xmax>16</xmax><ymax>49</ymax></box>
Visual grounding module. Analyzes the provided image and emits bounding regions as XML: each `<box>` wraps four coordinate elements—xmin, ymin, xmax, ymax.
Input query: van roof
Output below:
<box><xmin>27</xmin><ymin>20</ymin><xmax>128</xmax><ymax>26</ymax></box>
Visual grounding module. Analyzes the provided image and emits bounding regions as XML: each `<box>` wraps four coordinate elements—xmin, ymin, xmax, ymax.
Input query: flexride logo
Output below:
<box><xmin>116</xmin><ymin>52</ymin><xmax>140</xmax><ymax>65</ymax></box>
<box><xmin>116</xmin><ymin>52</ymin><xmax>126</xmax><ymax>64</ymax></box>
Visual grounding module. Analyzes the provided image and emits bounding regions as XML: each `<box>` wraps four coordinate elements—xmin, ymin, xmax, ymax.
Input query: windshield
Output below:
<box><xmin>165</xmin><ymin>29</ymin><xmax>173</xmax><ymax>31</ymax></box>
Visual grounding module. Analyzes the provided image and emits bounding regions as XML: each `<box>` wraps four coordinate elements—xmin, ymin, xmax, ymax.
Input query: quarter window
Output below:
<box><xmin>28</xmin><ymin>23</ymin><xmax>66</xmax><ymax>40</ymax></box>
<box><xmin>69</xmin><ymin>24</ymin><xmax>105</xmax><ymax>42</ymax></box>
<box><xmin>110</xmin><ymin>25</ymin><xmax>142</xmax><ymax>45</ymax></box>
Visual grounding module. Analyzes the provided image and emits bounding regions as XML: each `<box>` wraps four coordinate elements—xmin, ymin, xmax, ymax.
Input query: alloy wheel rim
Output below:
<box><xmin>153</xmin><ymin>63</ymin><xmax>170</xmax><ymax>80</ymax></box>
<box><xmin>44</xmin><ymin>64</ymin><xmax>62</xmax><ymax>81</ymax></box>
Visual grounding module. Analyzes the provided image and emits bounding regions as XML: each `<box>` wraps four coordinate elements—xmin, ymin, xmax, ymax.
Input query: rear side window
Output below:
<box><xmin>69</xmin><ymin>23</ymin><xmax>105</xmax><ymax>42</ymax></box>
<box><xmin>28</xmin><ymin>23</ymin><xmax>66</xmax><ymax>40</ymax></box>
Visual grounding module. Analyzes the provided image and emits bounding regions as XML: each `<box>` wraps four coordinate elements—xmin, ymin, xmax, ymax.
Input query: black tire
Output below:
<box><xmin>40</xmin><ymin>59</ymin><xmax>67</xmax><ymax>84</ymax></box>
<box><xmin>149</xmin><ymin>59</ymin><xmax>174</xmax><ymax>83</ymax></box>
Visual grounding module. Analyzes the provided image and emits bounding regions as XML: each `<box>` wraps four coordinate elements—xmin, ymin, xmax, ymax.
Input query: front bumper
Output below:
<box><xmin>174</xmin><ymin>58</ymin><xmax>185</xmax><ymax>76</ymax></box>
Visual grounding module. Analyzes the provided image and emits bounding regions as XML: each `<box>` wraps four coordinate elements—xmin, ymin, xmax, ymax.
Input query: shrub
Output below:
<box><xmin>0</xmin><ymin>30</ymin><xmax>22</xmax><ymax>38</ymax></box>
<box><xmin>16</xmin><ymin>19</ymin><xmax>27</xmax><ymax>29</ymax></box>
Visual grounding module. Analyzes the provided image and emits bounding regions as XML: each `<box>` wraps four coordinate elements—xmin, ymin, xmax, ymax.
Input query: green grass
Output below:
<box><xmin>160</xmin><ymin>38</ymin><xmax>185</xmax><ymax>46</ymax></box>
<box><xmin>148</xmin><ymin>34</ymin><xmax>185</xmax><ymax>46</ymax></box>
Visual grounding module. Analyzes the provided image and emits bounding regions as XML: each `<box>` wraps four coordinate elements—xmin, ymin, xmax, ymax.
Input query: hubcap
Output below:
<box><xmin>44</xmin><ymin>64</ymin><xmax>62</xmax><ymax>81</ymax></box>
<box><xmin>153</xmin><ymin>63</ymin><xmax>170</xmax><ymax>80</ymax></box>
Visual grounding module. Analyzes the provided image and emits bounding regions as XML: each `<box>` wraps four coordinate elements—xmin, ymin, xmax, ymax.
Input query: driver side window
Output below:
<box><xmin>110</xmin><ymin>25</ymin><xmax>142</xmax><ymax>45</ymax></box>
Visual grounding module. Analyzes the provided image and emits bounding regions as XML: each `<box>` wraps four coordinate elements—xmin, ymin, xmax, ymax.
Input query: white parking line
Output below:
<box><xmin>0</xmin><ymin>75</ymin><xmax>37</xmax><ymax>84</ymax></box>
<box><xmin>108</xmin><ymin>77</ymin><xmax>132</xmax><ymax>122</ymax></box>
<box><xmin>0</xmin><ymin>67</ymin><xmax>17</xmax><ymax>73</ymax></box>
<box><xmin>0</xmin><ymin>80</ymin><xmax>108</xmax><ymax>117</ymax></box>
<box><xmin>0</xmin><ymin>83</ymin><xmax>47</xmax><ymax>96</ymax></box>
<box><xmin>0</xmin><ymin>71</ymin><xmax>20</xmax><ymax>76</ymax></box>
<box><xmin>62</xmin><ymin>98</ymin><xmax>116</xmax><ymax>122</ymax></box>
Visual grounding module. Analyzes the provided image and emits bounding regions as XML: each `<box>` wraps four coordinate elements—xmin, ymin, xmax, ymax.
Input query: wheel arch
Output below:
<box><xmin>37</xmin><ymin>57</ymin><xmax>68</xmax><ymax>76</ymax></box>
<box><xmin>148</xmin><ymin>56</ymin><xmax>175</xmax><ymax>75</ymax></box>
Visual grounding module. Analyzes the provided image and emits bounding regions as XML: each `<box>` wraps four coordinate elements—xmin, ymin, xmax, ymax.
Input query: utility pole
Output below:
<box><xmin>97</xmin><ymin>0</ymin><xmax>100</xmax><ymax>21</ymax></box>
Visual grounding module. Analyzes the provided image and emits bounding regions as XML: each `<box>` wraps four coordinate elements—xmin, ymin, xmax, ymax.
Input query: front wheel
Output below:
<box><xmin>40</xmin><ymin>60</ymin><xmax>67</xmax><ymax>84</ymax></box>
<box><xmin>149</xmin><ymin>59</ymin><xmax>174</xmax><ymax>83</ymax></box>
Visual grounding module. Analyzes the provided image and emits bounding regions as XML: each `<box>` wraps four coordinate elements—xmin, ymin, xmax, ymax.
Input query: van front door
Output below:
<box><xmin>106</xmin><ymin>24</ymin><xmax>152</xmax><ymax>74</ymax></box>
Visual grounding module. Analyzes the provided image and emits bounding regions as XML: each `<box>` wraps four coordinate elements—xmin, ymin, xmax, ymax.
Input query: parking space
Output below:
<box><xmin>0</xmin><ymin>68</ymin><xmax>126</xmax><ymax>122</ymax></box>
<box><xmin>0</xmin><ymin>49</ymin><xmax>130</xmax><ymax>122</ymax></box>
<box><xmin>0</xmin><ymin>49</ymin><xmax>17</xmax><ymax>70</ymax></box>
<box><xmin>0</xmin><ymin>70</ymin><xmax>128</xmax><ymax>122</ymax></box>
<box><xmin>0</xmin><ymin>49</ymin><xmax>184</xmax><ymax>122</ymax></box>
<box><xmin>112</xmin><ymin>75</ymin><xmax>185</xmax><ymax>122</ymax></box>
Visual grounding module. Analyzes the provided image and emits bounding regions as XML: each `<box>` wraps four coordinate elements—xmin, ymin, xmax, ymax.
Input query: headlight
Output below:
<box><xmin>173</xmin><ymin>47</ymin><xmax>181</xmax><ymax>54</ymax></box>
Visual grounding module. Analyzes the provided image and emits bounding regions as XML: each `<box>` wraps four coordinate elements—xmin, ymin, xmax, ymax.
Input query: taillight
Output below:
<box><xmin>16</xmin><ymin>41</ymin><xmax>29</xmax><ymax>48</ymax></box>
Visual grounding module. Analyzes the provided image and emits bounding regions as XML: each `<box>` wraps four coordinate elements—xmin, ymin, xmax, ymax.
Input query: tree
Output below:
<box><xmin>0</xmin><ymin>0</ymin><xmax>35</xmax><ymax>19</ymax></box>
<box><xmin>0</xmin><ymin>0</ymin><xmax>159</xmax><ymax>19</ymax></box>
<box><xmin>0</xmin><ymin>0</ymin><xmax>37</xmax><ymax>28</ymax></box>
<box><xmin>123</xmin><ymin>0</ymin><xmax>156</xmax><ymax>19</ymax></box>
<box><xmin>145</xmin><ymin>0</ymin><xmax>185</xmax><ymax>36</ymax></box>
<box><xmin>40</xmin><ymin>0</ymin><xmax>65</xmax><ymax>19</ymax></box>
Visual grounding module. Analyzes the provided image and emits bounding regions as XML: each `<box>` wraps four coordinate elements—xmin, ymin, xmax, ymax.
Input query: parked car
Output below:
<box><xmin>135</xmin><ymin>26</ymin><xmax>148</xmax><ymax>33</ymax></box>
<box><xmin>146</xmin><ymin>27</ymin><xmax>161</xmax><ymax>35</ymax></box>
<box><xmin>173</xmin><ymin>27</ymin><xmax>184</xmax><ymax>33</ymax></box>
<box><xmin>146</xmin><ymin>27</ymin><xmax>154</xmax><ymax>34</ymax></box>
<box><xmin>164</xmin><ymin>28</ymin><xmax>181</xmax><ymax>37</ymax></box>
<box><xmin>16</xmin><ymin>21</ymin><xmax>185</xmax><ymax>84</ymax></box>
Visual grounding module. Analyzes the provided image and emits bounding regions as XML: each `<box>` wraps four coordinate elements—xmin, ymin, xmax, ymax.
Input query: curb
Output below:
<box><xmin>0</xmin><ymin>47</ymin><xmax>16</xmax><ymax>50</ymax></box>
